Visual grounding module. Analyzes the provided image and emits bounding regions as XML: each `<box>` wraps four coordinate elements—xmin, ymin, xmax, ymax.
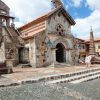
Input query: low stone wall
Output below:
<box><xmin>0</xmin><ymin>59</ymin><xmax>16</xmax><ymax>74</ymax></box>
<box><xmin>91</xmin><ymin>56</ymin><xmax>100</xmax><ymax>64</ymax></box>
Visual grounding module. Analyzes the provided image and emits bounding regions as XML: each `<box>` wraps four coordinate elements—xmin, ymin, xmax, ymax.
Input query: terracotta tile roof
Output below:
<box><xmin>18</xmin><ymin>12</ymin><xmax>49</xmax><ymax>31</ymax></box>
<box><xmin>94</xmin><ymin>38</ymin><xmax>100</xmax><ymax>41</ymax></box>
<box><xmin>19</xmin><ymin>6</ymin><xmax>75</xmax><ymax>31</ymax></box>
<box><xmin>22</xmin><ymin>27</ymin><xmax>45</xmax><ymax>40</ymax></box>
<box><xmin>18</xmin><ymin>6</ymin><xmax>75</xmax><ymax>39</ymax></box>
<box><xmin>85</xmin><ymin>38</ymin><xmax>100</xmax><ymax>43</ymax></box>
<box><xmin>21</xmin><ymin>21</ymin><xmax>45</xmax><ymax>39</ymax></box>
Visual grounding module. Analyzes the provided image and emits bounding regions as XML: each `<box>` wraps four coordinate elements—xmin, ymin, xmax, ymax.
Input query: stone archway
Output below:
<box><xmin>56</xmin><ymin>43</ymin><xmax>66</xmax><ymax>63</ymax></box>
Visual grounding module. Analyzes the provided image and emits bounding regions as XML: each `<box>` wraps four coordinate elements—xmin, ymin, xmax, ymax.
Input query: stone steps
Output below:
<box><xmin>70</xmin><ymin>74</ymin><xmax>100</xmax><ymax>84</ymax></box>
<box><xmin>55</xmin><ymin>63</ymin><xmax>71</xmax><ymax>67</ymax></box>
<box><xmin>1</xmin><ymin>67</ymin><xmax>100</xmax><ymax>87</ymax></box>
<box><xmin>19</xmin><ymin>67</ymin><xmax>100</xmax><ymax>84</ymax></box>
<box><xmin>47</xmin><ymin>70</ymin><xmax>100</xmax><ymax>84</ymax></box>
<box><xmin>45</xmin><ymin>67</ymin><xmax>100</xmax><ymax>84</ymax></box>
<box><xmin>49</xmin><ymin>63</ymin><xmax>71</xmax><ymax>67</ymax></box>
<box><xmin>16</xmin><ymin>64</ymin><xmax>31</xmax><ymax>68</ymax></box>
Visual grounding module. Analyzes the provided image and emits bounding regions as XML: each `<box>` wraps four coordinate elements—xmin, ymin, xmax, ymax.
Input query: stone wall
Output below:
<box><xmin>0</xmin><ymin>27</ymin><xmax>19</xmax><ymax>65</ymax></box>
<box><xmin>0</xmin><ymin>42</ymin><xmax>5</xmax><ymax>62</ymax></box>
<box><xmin>24</xmin><ymin>39</ymin><xmax>36</xmax><ymax>67</ymax></box>
<box><xmin>45</xmin><ymin>11</ymin><xmax>77</xmax><ymax>65</ymax></box>
<box><xmin>35</xmin><ymin>31</ymin><xmax>49</xmax><ymax>67</ymax></box>
<box><xmin>46</xmin><ymin>12</ymin><xmax>71</xmax><ymax>35</ymax></box>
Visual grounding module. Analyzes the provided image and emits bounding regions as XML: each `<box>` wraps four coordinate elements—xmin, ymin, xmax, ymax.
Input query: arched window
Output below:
<box><xmin>2</xmin><ymin>19</ymin><xmax>7</xmax><ymax>26</ymax></box>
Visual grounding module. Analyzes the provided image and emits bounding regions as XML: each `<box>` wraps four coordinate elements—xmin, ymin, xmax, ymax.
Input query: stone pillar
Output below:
<box><xmin>32</xmin><ymin>39</ymin><xmax>37</xmax><ymax>67</ymax></box>
<box><xmin>6</xmin><ymin>59</ymin><xmax>14</xmax><ymax>73</ymax></box>
<box><xmin>89</xmin><ymin>27</ymin><xmax>96</xmax><ymax>55</ymax></box>
<box><xmin>51</xmin><ymin>48</ymin><xmax>56</xmax><ymax>64</ymax></box>
<box><xmin>66</xmin><ymin>50</ymin><xmax>69</xmax><ymax>64</ymax></box>
<box><xmin>66</xmin><ymin>49</ymin><xmax>72</xmax><ymax>64</ymax></box>
<box><xmin>68</xmin><ymin>50</ymin><xmax>72</xmax><ymax>64</ymax></box>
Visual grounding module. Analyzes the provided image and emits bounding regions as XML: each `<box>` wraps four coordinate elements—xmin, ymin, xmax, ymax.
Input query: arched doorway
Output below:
<box><xmin>56</xmin><ymin>43</ymin><xmax>66</xmax><ymax>63</ymax></box>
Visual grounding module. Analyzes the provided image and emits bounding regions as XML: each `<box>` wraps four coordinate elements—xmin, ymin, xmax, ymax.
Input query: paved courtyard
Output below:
<box><xmin>0</xmin><ymin>64</ymin><xmax>99</xmax><ymax>86</ymax></box>
<box><xmin>0</xmin><ymin>79</ymin><xmax>100</xmax><ymax>100</ymax></box>
<box><xmin>0</xmin><ymin>64</ymin><xmax>100</xmax><ymax>100</ymax></box>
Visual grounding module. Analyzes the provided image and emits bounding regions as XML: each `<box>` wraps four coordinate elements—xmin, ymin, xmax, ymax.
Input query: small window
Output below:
<box><xmin>2</xmin><ymin>19</ymin><xmax>6</xmax><ymax>26</ymax></box>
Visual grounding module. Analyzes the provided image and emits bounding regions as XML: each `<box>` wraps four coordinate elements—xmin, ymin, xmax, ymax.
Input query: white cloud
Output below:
<box><xmin>3</xmin><ymin>0</ymin><xmax>51</xmax><ymax>27</ymax></box>
<box><xmin>72</xmin><ymin>10</ymin><xmax>100</xmax><ymax>39</ymax></box>
<box><xmin>87</xmin><ymin>0</ymin><xmax>100</xmax><ymax>10</ymax></box>
<box><xmin>14</xmin><ymin>22</ymin><xmax>24</xmax><ymax>28</ymax></box>
<box><xmin>72</xmin><ymin>0</ymin><xmax>100</xmax><ymax>39</ymax></box>
<box><xmin>71</xmin><ymin>0</ymin><xmax>83</xmax><ymax>7</ymax></box>
<box><xmin>2</xmin><ymin>0</ymin><xmax>100</xmax><ymax>39</ymax></box>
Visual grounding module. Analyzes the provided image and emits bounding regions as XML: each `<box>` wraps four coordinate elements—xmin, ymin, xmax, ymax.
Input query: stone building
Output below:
<box><xmin>0</xmin><ymin>0</ymin><xmax>23</xmax><ymax>67</ymax></box>
<box><xmin>0</xmin><ymin>0</ymin><xmax>78</xmax><ymax>68</ymax></box>
<box><xmin>75</xmin><ymin>38</ymin><xmax>86</xmax><ymax>63</ymax></box>
<box><xmin>18</xmin><ymin>0</ymin><xmax>77</xmax><ymax>67</ymax></box>
<box><xmin>86</xmin><ymin>39</ymin><xmax>100</xmax><ymax>56</ymax></box>
<box><xmin>76</xmin><ymin>28</ymin><xmax>100</xmax><ymax>64</ymax></box>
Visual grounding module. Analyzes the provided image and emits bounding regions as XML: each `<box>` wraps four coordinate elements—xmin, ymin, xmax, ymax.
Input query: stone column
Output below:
<box><xmin>66</xmin><ymin>49</ymin><xmax>72</xmax><ymax>64</ymax></box>
<box><xmin>51</xmin><ymin>48</ymin><xmax>56</xmax><ymax>64</ymax></box>
<box><xmin>89</xmin><ymin>27</ymin><xmax>96</xmax><ymax>55</ymax></box>
<box><xmin>66</xmin><ymin>50</ymin><xmax>69</xmax><ymax>64</ymax></box>
<box><xmin>68</xmin><ymin>50</ymin><xmax>72</xmax><ymax>64</ymax></box>
<box><xmin>32</xmin><ymin>39</ymin><xmax>37</xmax><ymax>67</ymax></box>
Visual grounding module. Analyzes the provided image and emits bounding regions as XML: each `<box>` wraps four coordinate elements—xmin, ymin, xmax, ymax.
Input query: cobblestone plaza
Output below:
<box><xmin>0</xmin><ymin>79</ymin><xmax>100</xmax><ymax>100</ymax></box>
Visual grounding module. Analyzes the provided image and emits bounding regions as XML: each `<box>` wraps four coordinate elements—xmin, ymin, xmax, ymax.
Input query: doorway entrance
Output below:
<box><xmin>56</xmin><ymin>43</ymin><xmax>66</xmax><ymax>63</ymax></box>
<box><xmin>18</xmin><ymin>47</ymin><xmax>29</xmax><ymax>64</ymax></box>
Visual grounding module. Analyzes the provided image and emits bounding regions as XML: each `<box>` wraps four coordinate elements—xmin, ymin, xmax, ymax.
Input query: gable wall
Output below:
<box><xmin>46</xmin><ymin>12</ymin><xmax>71</xmax><ymax>35</ymax></box>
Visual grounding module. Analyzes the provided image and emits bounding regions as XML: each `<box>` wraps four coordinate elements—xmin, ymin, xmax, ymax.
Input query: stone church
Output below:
<box><xmin>18</xmin><ymin>0</ymin><xmax>77</xmax><ymax>67</ymax></box>
<box><xmin>0</xmin><ymin>0</ymin><xmax>77</xmax><ymax>68</ymax></box>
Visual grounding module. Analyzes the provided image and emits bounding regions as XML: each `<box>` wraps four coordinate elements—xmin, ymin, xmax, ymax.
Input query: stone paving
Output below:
<box><xmin>0</xmin><ymin>65</ymin><xmax>100</xmax><ymax>100</ymax></box>
<box><xmin>0</xmin><ymin>64</ymin><xmax>99</xmax><ymax>87</ymax></box>
<box><xmin>0</xmin><ymin>78</ymin><xmax>100</xmax><ymax>100</ymax></box>
<box><xmin>0</xmin><ymin>83</ymin><xmax>91</xmax><ymax>100</ymax></box>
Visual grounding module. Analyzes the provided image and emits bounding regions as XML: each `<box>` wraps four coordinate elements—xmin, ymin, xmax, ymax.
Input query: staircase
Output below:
<box><xmin>18</xmin><ymin>67</ymin><xmax>100</xmax><ymax>84</ymax></box>
<box><xmin>16</xmin><ymin>64</ymin><xmax>31</xmax><ymax>68</ymax></box>
<box><xmin>45</xmin><ymin>67</ymin><xmax>100</xmax><ymax>84</ymax></box>
<box><xmin>49</xmin><ymin>62</ymin><xmax>71</xmax><ymax>67</ymax></box>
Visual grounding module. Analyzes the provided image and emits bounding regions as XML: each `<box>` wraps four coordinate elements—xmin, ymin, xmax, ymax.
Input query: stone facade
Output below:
<box><xmin>19</xmin><ymin>6</ymin><xmax>77</xmax><ymax>67</ymax></box>
<box><xmin>0</xmin><ymin>0</ymin><xmax>78</xmax><ymax>68</ymax></box>
<box><xmin>0</xmin><ymin>0</ymin><xmax>23</xmax><ymax>69</ymax></box>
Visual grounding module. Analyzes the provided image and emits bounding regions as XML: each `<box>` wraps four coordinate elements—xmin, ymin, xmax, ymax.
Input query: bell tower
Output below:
<box><xmin>51</xmin><ymin>0</ymin><xmax>63</xmax><ymax>8</ymax></box>
<box><xmin>0</xmin><ymin>0</ymin><xmax>14</xmax><ymax>27</ymax></box>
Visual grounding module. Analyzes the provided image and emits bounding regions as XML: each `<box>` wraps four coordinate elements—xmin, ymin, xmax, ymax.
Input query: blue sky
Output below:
<box><xmin>3</xmin><ymin>0</ymin><xmax>100</xmax><ymax>39</ymax></box>
<box><xmin>62</xmin><ymin>0</ymin><xmax>92</xmax><ymax>18</ymax></box>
